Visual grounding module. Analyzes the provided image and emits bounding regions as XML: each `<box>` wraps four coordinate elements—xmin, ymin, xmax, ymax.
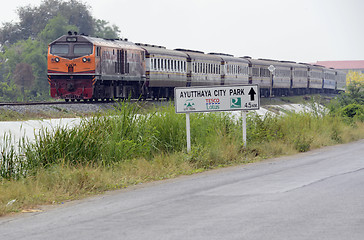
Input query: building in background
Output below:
<box><xmin>314</xmin><ymin>60</ymin><xmax>364</xmax><ymax>74</ymax></box>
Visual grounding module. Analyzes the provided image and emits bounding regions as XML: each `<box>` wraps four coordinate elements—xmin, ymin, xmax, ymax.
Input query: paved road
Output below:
<box><xmin>1</xmin><ymin>140</ymin><xmax>364</xmax><ymax>240</ymax></box>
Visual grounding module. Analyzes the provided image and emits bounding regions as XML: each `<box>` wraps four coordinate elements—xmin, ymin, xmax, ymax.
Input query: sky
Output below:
<box><xmin>1</xmin><ymin>0</ymin><xmax>363</xmax><ymax>63</ymax></box>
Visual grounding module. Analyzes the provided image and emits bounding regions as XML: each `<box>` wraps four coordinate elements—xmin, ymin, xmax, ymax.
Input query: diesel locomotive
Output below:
<box><xmin>47</xmin><ymin>33</ymin><xmax>346</xmax><ymax>101</ymax></box>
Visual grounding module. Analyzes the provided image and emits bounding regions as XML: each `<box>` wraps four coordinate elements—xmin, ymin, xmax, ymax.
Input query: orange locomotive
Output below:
<box><xmin>47</xmin><ymin>32</ymin><xmax>146</xmax><ymax>101</ymax></box>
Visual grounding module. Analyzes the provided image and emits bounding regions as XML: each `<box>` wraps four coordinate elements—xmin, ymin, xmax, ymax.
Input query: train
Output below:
<box><xmin>47</xmin><ymin>32</ymin><xmax>347</xmax><ymax>101</ymax></box>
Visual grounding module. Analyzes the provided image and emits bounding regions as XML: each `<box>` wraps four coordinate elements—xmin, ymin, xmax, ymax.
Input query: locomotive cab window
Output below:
<box><xmin>74</xmin><ymin>44</ymin><xmax>93</xmax><ymax>56</ymax></box>
<box><xmin>50</xmin><ymin>44</ymin><xmax>69</xmax><ymax>55</ymax></box>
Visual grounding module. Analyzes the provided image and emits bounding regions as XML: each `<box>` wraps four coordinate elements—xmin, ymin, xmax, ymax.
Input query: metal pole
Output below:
<box><xmin>242</xmin><ymin>111</ymin><xmax>247</xmax><ymax>148</ymax></box>
<box><xmin>186</xmin><ymin>113</ymin><xmax>191</xmax><ymax>153</ymax></box>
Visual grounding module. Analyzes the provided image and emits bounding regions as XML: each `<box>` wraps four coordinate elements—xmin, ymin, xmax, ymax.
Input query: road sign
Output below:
<box><xmin>175</xmin><ymin>84</ymin><xmax>260</xmax><ymax>113</ymax></box>
<box><xmin>268</xmin><ymin>65</ymin><xmax>276</xmax><ymax>73</ymax></box>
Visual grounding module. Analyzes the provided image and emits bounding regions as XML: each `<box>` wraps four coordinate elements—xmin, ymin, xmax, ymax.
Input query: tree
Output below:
<box><xmin>94</xmin><ymin>19</ymin><xmax>121</xmax><ymax>39</ymax></box>
<box><xmin>0</xmin><ymin>0</ymin><xmax>94</xmax><ymax>45</ymax></box>
<box><xmin>346</xmin><ymin>70</ymin><xmax>364</xmax><ymax>86</ymax></box>
<box><xmin>0</xmin><ymin>82</ymin><xmax>18</xmax><ymax>101</ymax></box>
<box><xmin>331</xmin><ymin>76</ymin><xmax>364</xmax><ymax>110</ymax></box>
<box><xmin>0</xmin><ymin>0</ymin><xmax>122</xmax><ymax>46</ymax></box>
<box><xmin>0</xmin><ymin>22</ymin><xmax>22</xmax><ymax>46</ymax></box>
<box><xmin>38</xmin><ymin>14</ymin><xmax>79</xmax><ymax>45</ymax></box>
<box><xmin>13</xmin><ymin>63</ymin><xmax>35</xmax><ymax>101</ymax></box>
<box><xmin>2</xmin><ymin>39</ymin><xmax>48</xmax><ymax>101</ymax></box>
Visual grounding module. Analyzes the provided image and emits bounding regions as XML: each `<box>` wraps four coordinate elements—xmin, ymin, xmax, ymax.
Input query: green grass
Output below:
<box><xmin>1</xmin><ymin>99</ymin><xmax>364</xmax><ymax>216</ymax></box>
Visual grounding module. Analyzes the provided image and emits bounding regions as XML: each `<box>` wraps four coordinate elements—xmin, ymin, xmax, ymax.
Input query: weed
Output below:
<box><xmin>1</xmin><ymin>99</ymin><xmax>364</xmax><ymax>216</ymax></box>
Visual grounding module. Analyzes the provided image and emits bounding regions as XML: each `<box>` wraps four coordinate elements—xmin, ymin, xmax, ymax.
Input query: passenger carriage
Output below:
<box><xmin>138</xmin><ymin>44</ymin><xmax>188</xmax><ymax>99</ymax></box>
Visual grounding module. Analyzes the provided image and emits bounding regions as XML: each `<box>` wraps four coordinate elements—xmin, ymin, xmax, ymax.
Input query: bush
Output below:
<box><xmin>340</xmin><ymin>103</ymin><xmax>364</xmax><ymax>121</ymax></box>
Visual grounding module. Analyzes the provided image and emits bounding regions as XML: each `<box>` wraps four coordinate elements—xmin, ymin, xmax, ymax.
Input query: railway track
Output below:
<box><xmin>0</xmin><ymin>99</ymin><xmax>134</xmax><ymax>107</ymax></box>
<box><xmin>0</xmin><ymin>100</ymin><xmax>124</xmax><ymax>118</ymax></box>
<box><xmin>0</xmin><ymin>98</ymin><xmax>168</xmax><ymax>108</ymax></box>
<box><xmin>0</xmin><ymin>101</ymin><xmax>74</xmax><ymax>107</ymax></box>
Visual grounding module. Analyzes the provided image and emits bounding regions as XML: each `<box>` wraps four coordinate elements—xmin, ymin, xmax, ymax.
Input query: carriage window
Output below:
<box><xmin>50</xmin><ymin>44</ymin><xmax>69</xmax><ymax>55</ymax></box>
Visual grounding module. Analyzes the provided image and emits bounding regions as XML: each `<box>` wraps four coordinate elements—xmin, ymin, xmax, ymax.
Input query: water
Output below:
<box><xmin>0</xmin><ymin>118</ymin><xmax>82</xmax><ymax>147</ymax></box>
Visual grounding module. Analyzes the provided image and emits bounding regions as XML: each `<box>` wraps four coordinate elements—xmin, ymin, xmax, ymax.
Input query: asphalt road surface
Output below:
<box><xmin>1</xmin><ymin>140</ymin><xmax>364</xmax><ymax>240</ymax></box>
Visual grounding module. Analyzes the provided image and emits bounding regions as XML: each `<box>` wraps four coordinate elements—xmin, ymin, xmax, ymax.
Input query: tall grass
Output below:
<box><xmin>23</xmin><ymin>102</ymin><xmax>240</xmax><ymax>169</ymax></box>
<box><xmin>0</xmin><ymin>134</ymin><xmax>27</xmax><ymax>180</ymax></box>
<box><xmin>2</xmin><ymin>100</ymin><xmax>364</xmax><ymax>216</ymax></box>
<box><xmin>2</xmin><ymin>101</ymin><xmax>364</xmax><ymax>179</ymax></box>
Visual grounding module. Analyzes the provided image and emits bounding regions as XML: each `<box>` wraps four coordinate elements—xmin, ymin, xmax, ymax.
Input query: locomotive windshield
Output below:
<box><xmin>50</xmin><ymin>44</ymin><xmax>69</xmax><ymax>55</ymax></box>
<box><xmin>50</xmin><ymin>43</ymin><xmax>93</xmax><ymax>58</ymax></box>
<box><xmin>74</xmin><ymin>44</ymin><xmax>93</xmax><ymax>55</ymax></box>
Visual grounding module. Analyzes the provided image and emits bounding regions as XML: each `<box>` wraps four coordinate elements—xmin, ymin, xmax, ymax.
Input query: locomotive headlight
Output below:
<box><xmin>82</xmin><ymin>57</ymin><xmax>87</xmax><ymax>63</ymax></box>
<box><xmin>55</xmin><ymin>57</ymin><xmax>60</xmax><ymax>63</ymax></box>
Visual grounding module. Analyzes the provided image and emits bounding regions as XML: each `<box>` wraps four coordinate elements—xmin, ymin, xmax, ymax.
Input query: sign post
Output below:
<box><xmin>242</xmin><ymin>110</ymin><xmax>247</xmax><ymax>147</ymax></box>
<box><xmin>175</xmin><ymin>84</ymin><xmax>260</xmax><ymax>152</ymax></box>
<box><xmin>268</xmin><ymin>65</ymin><xmax>275</xmax><ymax>98</ymax></box>
<box><xmin>186</xmin><ymin>112</ymin><xmax>191</xmax><ymax>153</ymax></box>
